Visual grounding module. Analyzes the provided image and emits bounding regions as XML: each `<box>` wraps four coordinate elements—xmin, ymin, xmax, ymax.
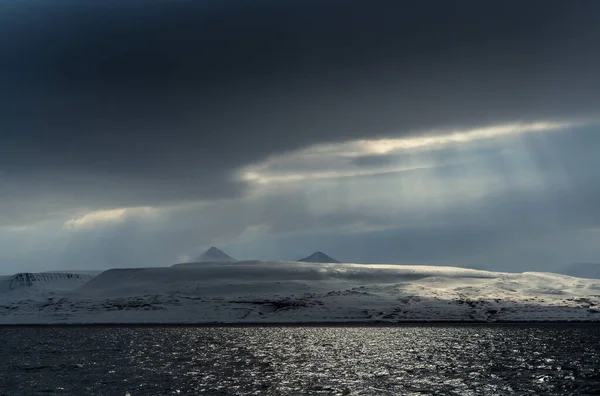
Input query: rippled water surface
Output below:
<box><xmin>1</xmin><ymin>324</ymin><xmax>599</xmax><ymax>395</ymax></box>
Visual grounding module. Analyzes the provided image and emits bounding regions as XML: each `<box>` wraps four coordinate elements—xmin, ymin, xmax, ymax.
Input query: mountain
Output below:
<box><xmin>558</xmin><ymin>263</ymin><xmax>600</xmax><ymax>279</ymax></box>
<box><xmin>298</xmin><ymin>251</ymin><xmax>340</xmax><ymax>263</ymax></box>
<box><xmin>0</xmin><ymin>272</ymin><xmax>95</xmax><ymax>299</ymax></box>
<box><xmin>196</xmin><ymin>247</ymin><xmax>236</xmax><ymax>262</ymax></box>
<box><xmin>5</xmin><ymin>262</ymin><xmax>600</xmax><ymax>324</ymax></box>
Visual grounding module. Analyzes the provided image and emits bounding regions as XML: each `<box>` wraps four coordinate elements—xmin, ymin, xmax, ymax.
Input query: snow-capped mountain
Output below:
<box><xmin>298</xmin><ymin>251</ymin><xmax>340</xmax><ymax>263</ymax></box>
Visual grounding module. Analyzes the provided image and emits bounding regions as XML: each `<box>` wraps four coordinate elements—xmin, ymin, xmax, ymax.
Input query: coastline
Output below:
<box><xmin>2</xmin><ymin>320</ymin><xmax>599</xmax><ymax>327</ymax></box>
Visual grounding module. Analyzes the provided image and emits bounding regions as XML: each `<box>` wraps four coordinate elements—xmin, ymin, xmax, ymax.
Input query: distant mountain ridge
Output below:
<box><xmin>196</xmin><ymin>247</ymin><xmax>236</xmax><ymax>262</ymax></box>
<box><xmin>298</xmin><ymin>251</ymin><xmax>340</xmax><ymax>263</ymax></box>
<box><xmin>558</xmin><ymin>263</ymin><xmax>600</xmax><ymax>279</ymax></box>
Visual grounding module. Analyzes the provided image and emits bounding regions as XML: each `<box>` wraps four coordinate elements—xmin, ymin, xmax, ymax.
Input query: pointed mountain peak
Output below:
<box><xmin>298</xmin><ymin>251</ymin><xmax>340</xmax><ymax>263</ymax></box>
<box><xmin>196</xmin><ymin>247</ymin><xmax>236</xmax><ymax>262</ymax></box>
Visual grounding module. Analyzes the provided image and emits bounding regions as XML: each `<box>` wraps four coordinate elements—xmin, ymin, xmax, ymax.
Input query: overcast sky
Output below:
<box><xmin>1</xmin><ymin>0</ymin><xmax>600</xmax><ymax>273</ymax></box>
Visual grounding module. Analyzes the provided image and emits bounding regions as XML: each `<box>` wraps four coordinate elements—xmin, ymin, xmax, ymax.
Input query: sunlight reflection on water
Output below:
<box><xmin>1</xmin><ymin>324</ymin><xmax>599</xmax><ymax>395</ymax></box>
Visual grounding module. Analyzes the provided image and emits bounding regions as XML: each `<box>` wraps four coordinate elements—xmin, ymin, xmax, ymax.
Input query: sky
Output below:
<box><xmin>1</xmin><ymin>0</ymin><xmax>600</xmax><ymax>273</ymax></box>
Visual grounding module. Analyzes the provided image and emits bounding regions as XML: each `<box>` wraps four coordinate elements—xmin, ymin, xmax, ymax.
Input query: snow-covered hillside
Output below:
<box><xmin>1</xmin><ymin>261</ymin><xmax>599</xmax><ymax>324</ymax></box>
<box><xmin>0</xmin><ymin>272</ymin><xmax>94</xmax><ymax>299</ymax></box>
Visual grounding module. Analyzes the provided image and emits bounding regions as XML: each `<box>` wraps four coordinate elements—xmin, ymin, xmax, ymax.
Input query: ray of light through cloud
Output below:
<box><xmin>238</xmin><ymin>121</ymin><xmax>583</xmax><ymax>187</ymax></box>
<box><xmin>2</xmin><ymin>0</ymin><xmax>600</xmax><ymax>273</ymax></box>
<box><xmin>230</xmin><ymin>120</ymin><xmax>597</xmax><ymax>251</ymax></box>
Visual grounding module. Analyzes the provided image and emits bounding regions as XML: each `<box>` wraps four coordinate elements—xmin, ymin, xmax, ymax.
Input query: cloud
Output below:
<box><xmin>239</xmin><ymin>121</ymin><xmax>579</xmax><ymax>185</ymax></box>
<box><xmin>63</xmin><ymin>207</ymin><xmax>156</xmax><ymax>230</ymax></box>
<box><xmin>1</xmin><ymin>1</ymin><xmax>600</xmax><ymax>273</ymax></box>
<box><xmin>352</xmin><ymin>122</ymin><xmax>577</xmax><ymax>155</ymax></box>
<box><xmin>1</xmin><ymin>1</ymin><xmax>600</xmax><ymax>225</ymax></box>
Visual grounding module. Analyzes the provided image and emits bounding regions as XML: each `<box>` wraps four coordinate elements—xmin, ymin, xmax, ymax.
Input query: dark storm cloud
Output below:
<box><xmin>1</xmin><ymin>0</ymin><xmax>600</xmax><ymax>223</ymax></box>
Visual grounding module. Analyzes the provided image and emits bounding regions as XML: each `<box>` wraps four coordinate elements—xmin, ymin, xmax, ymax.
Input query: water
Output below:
<box><xmin>1</xmin><ymin>324</ymin><xmax>599</xmax><ymax>395</ymax></box>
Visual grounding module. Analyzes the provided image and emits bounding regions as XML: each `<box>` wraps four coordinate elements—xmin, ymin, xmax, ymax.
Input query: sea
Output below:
<box><xmin>0</xmin><ymin>324</ymin><xmax>599</xmax><ymax>395</ymax></box>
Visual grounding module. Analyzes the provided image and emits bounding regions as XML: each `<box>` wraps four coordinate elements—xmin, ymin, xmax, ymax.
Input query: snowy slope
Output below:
<box><xmin>1</xmin><ymin>261</ymin><xmax>599</xmax><ymax>324</ymax></box>
<box><xmin>0</xmin><ymin>272</ymin><xmax>95</xmax><ymax>300</ymax></box>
